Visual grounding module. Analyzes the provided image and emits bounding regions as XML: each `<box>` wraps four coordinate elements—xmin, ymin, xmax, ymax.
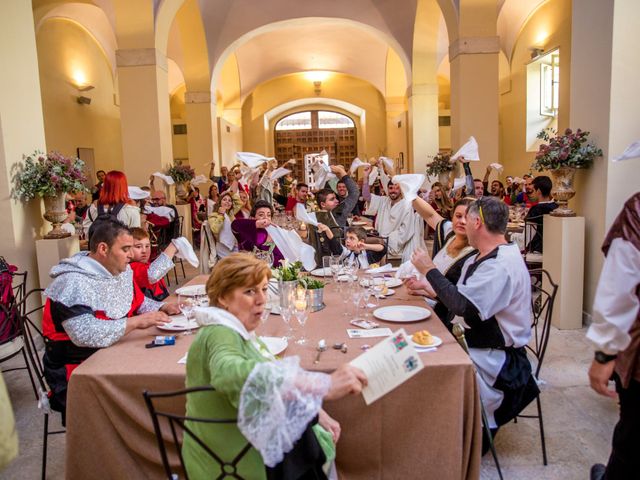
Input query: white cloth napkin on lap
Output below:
<box><xmin>490</xmin><ymin>163</ymin><xmax>504</xmax><ymax>174</ymax></box>
<box><xmin>295</xmin><ymin>203</ymin><xmax>318</xmax><ymax>227</ymax></box>
<box><xmin>395</xmin><ymin>260</ymin><xmax>420</xmax><ymax>280</ymax></box>
<box><xmin>171</xmin><ymin>237</ymin><xmax>199</xmax><ymax>267</ymax></box>
<box><xmin>270</xmin><ymin>167</ymin><xmax>291</xmax><ymax>181</ymax></box>
<box><xmin>152</xmin><ymin>172</ymin><xmax>174</xmax><ymax>185</ymax></box>
<box><xmin>613</xmin><ymin>140</ymin><xmax>640</xmax><ymax>162</ymax></box>
<box><xmin>349</xmin><ymin>157</ymin><xmax>366</xmax><ymax>174</ymax></box>
<box><xmin>451</xmin><ymin>136</ymin><xmax>480</xmax><ymax>161</ymax></box>
<box><xmin>392</xmin><ymin>174</ymin><xmax>426</xmax><ymax>203</ymax></box>
<box><xmin>236</xmin><ymin>152</ymin><xmax>274</xmax><ymax>169</ymax></box>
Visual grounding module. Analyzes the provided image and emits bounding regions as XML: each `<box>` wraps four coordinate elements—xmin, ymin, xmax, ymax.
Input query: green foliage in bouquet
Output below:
<box><xmin>425</xmin><ymin>153</ymin><xmax>455</xmax><ymax>177</ymax></box>
<box><xmin>13</xmin><ymin>151</ymin><xmax>87</xmax><ymax>201</ymax></box>
<box><xmin>531</xmin><ymin>128</ymin><xmax>603</xmax><ymax>172</ymax></box>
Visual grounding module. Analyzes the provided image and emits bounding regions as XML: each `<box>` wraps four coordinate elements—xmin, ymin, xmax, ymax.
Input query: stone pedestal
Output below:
<box><xmin>543</xmin><ymin>216</ymin><xmax>585</xmax><ymax>329</ymax></box>
<box><xmin>175</xmin><ymin>204</ymin><xmax>193</xmax><ymax>244</ymax></box>
<box><xmin>35</xmin><ymin>236</ymin><xmax>80</xmax><ymax>289</ymax></box>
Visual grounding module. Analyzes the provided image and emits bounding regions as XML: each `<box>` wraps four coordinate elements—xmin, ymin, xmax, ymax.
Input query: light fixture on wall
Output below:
<box><xmin>529</xmin><ymin>46</ymin><xmax>544</xmax><ymax>59</ymax></box>
<box><xmin>77</xmin><ymin>95</ymin><xmax>92</xmax><ymax>105</ymax></box>
<box><xmin>304</xmin><ymin>70</ymin><xmax>330</xmax><ymax>96</ymax></box>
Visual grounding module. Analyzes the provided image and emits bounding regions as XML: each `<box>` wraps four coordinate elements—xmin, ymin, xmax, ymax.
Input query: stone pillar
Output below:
<box><xmin>116</xmin><ymin>48</ymin><xmax>173</xmax><ymax>186</ymax></box>
<box><xmin>449</xmin><ymin>36</ymin><xmax>500</xmax><ymax>171</ymax></box>
<box><xmin>0</xmin><ymin>1</ymin><xmax>48</xmax><ymax>289</ymax></box>
<box><xmin>185</xmin><ymin>91</ymin><xmax>217</xmax><ymax>176</ymax></box>
<box><xmin>407</xmin><ymin>83</ymin><xmax>439</xmax><ymax>174</ymax></box>
<box><xmin>385</xmin><ymin>97</ymin><xmax>408</xmax><ymax>173</ymax></box>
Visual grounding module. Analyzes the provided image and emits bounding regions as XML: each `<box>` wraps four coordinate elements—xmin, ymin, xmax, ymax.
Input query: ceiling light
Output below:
<box><xmin>304</xmin><ymin>70</ymin><xmax>330</xmax><ymax>82</ymax></box>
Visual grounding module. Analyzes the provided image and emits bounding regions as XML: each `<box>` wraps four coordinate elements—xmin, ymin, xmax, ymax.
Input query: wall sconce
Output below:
<box><xmin>529</xmin><ymin>46</ymin><xmax>544</xmax><ymax>59</ymax></box>
<box><xmin>77</xmin><ymin>95</ymin><xmax>92</xmax><ymax>105</ymax></box>
<box><xmin>313</xmin><ymin>81</ymin><xmax>322</xmax><ymax>96</ymax></box>
<box><xmin>74</xmin><ymin>84</ymin><xmax>94</xmax><ymax>105</ymax></box>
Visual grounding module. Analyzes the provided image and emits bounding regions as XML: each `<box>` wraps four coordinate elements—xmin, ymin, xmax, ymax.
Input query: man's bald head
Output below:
<box><xmin>151</xmin><ymin>191</ymin><xmax>167</xmax><ymax>206</ymax></box>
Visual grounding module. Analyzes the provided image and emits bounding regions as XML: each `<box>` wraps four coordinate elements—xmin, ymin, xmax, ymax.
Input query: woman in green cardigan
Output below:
<box><xmin>184</xmin><ymin>253</ymin><xmax>367</xmax><ymax>479</ymax></box>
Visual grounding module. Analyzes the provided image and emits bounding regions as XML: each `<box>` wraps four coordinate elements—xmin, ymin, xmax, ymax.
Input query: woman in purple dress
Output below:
<box><xmin>231</xmin><ymin>200</ymin><xmax>284</xmax><ymax>267</ymax></box>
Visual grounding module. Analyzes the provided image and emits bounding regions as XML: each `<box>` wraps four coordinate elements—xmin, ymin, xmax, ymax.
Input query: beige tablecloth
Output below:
<box><xmin>66</xmin><ymin>275</ymin><xmax>481</xmax><ymax>479</ymax></box>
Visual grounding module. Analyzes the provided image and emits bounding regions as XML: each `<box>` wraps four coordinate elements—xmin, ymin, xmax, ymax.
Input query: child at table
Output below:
<box><xmin>340</xmin><ymin>226</ymin><xmax>387</xmax><ymax>269</ymax></box>
<box><xmin>130</xmin><ymin>228</ymin><xmax>177</xmax><ymax>301</ymax></box>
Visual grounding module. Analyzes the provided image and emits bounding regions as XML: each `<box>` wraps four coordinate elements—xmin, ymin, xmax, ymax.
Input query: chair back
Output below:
<box><xmin>177</xmin><ymin>215</ymin><xmax>184</xmax><ymax>237</ymax></box>
<box><xmin>11</xmin><ymin>271</ymin><xmax>28</xmax><ymax>315</ymax></box>
<box><xmin>527</xmin><ymin>269</ymin><xmax>558</xmax><ymax>377</ymax></box>
<box><xmin>17</xmin><ymin>289</ymin><xmax>48</xmax><ymax>398</ymax></box>
<box><xmin>523</xmin><ymin>215</ymin><xmax>543</xmax><ymax>254</ymax></box>
<box><xmin>143</xmin><ymin>386</ymin><xmax>251</xmax><ymax>480</ymax></box>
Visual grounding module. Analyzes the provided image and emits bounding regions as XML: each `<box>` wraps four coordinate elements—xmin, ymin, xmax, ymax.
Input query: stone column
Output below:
<box><xmin>184</xmin><ymin>91</ymin><xmax>217</xmax><ymax>176</ymax></box>
<box><xmin>116</xmin><ymin>48</ymin><xmax>173</xmax><ymax>186</ymax></box>
<box><xmin>407</xmin><ymin>83</ymin><xmax>439</xmax><ymax>174</ymax></box>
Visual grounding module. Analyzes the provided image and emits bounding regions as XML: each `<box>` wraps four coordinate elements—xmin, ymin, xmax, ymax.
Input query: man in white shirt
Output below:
<box><xmin>587</xmin><ymin>192</ymin><xmax>640</xmax><ymax>480</ymax></box>
<box><xmin>362</xmin><ymin>164</ymin><xmax>424</xmax><ymax>261</ymax></box>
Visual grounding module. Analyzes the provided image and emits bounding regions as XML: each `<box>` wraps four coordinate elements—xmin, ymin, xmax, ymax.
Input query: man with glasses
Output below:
<box><xmin>145</xmin><ymin>191</ymin><xmax>179</xmax><ymax>256</ymax></box>
<box><xmin>411</xmin><ymin>196</ymin><xmax>539</xmax><ymax>451</ymax></box>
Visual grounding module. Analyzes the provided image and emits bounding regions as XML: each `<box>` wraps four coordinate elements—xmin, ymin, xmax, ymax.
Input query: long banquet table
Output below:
<box><xmin>65</xmin><ymin>275</ymin><xmax>481</xmax><ymax>479</ymax></box>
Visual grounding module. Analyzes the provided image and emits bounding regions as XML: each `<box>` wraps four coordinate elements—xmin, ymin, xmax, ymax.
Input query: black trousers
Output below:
<box><xmin>605</xmin><ymin>375</ymin><xmax>640</xmax><ymax>480</ymax></box>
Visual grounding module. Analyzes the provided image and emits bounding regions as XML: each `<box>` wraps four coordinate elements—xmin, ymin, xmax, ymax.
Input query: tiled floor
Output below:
<box><xmin>1</xmin><ymin>266</ymin><xmax>619</xmax><ymax>479</ymax></box>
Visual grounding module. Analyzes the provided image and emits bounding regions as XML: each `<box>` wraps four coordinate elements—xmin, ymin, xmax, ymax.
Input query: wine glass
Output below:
<box><xmin>177</xmin><ymin>294</ymin><xmax>196</xmax><ymax>336</ymax></box>
<box><xmin>280</xmin><ymin>304</ymin><xmax>295</xmax><ymax>340</ymax></box>
<box><xmin>293</xmin><ymin>287</ymin><xmax>310</xmax><ymax>345</ymax></box>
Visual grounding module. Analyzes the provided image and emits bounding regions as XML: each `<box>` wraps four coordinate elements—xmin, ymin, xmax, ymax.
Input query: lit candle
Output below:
<box><xmin>295</xmin><ymin>299</ymin><xmax>307</xmax><ymax>310</ymax></box>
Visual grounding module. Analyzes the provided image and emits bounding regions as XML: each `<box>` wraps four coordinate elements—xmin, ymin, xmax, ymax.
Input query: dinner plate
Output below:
<box><xmin>410</xmin><ymin>334</ymin><xmax>443</xmax><ymax>349</ymax></box>
<box><xmin>360</xmin><ymin>278</ymin><xmax>403</xmax><ymax>289</ymax></box>
<box><xmin>175</xmin><ymin>285</ymin><xmax>206</xmax><ymax>296</ymax></box>
<box><xmin>260</xmin><ymin>336</ymin><xmax>288</xmax><ymax>355</ymax></box>
<box><xmin>157</xmin><ymin>315</ymin><xmax>200</xmax><ymax>332</ymax></box>
<box><xmin>310</xmin><ymin>267</ymin><xmax>332</xmax><ymax>277</ymax></box>
<box><xmin>380</xmin><ymin>288</ymin><xmax>395</xmax><ymax>297</ymax></box>
<box><xmin>373</xmin><ymin>305</ymin><xmax>431</xmax><ymax>323</ymax></box>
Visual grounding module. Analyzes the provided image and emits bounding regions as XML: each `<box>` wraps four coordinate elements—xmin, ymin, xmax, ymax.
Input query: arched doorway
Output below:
<box><xmin>274</xmin><ymin>110</ymin><xmax>357</xmax><ymax>180</ymax></box>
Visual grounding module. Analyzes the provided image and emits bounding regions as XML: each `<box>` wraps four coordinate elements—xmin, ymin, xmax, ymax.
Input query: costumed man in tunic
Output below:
<box><xmin>326</xmin><ymin>165</ymin><xmax>359</xmax><ymax>228</ymax></box>
<box><xmin>587</xmin><ymin>192</ymin><xmax>640</xmax><ymax>480</ymax></box>
<box><xmin>362</xmin><ymin>164</ymin><xmax>425</xmax><ymax>262</ymax></box>
<box><xmin>41</xmin><ymin>218</ymin><xmax>179</xmax><ymax>422</ymax></box>
<box><xmin>411</xmin><ymin>196</ymin><xmax>539</xmax><ymax>449</ymax></box>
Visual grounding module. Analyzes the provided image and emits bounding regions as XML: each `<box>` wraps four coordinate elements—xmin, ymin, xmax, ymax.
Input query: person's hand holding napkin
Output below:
<box><xmin>395</xmin><ymin>260</ymin><xmax>420</xmax><ymax>280</ymax></box>
<box><xmin>451</xmin><ymin>136</ymin><xmax>480</xmax><ymax>161</ymax></box>
<box><xmin>295</xmin><ymin>203</ymin><xmax>318</xmax><ymax>227</ymax></box>
<box><xmin>392</xmin><ymin>174</ymin><xmax>427</xmax><ymax>203</ymax></box>
<box><xmin>171</xmin><ymin>237</ymin><xmax>199</xmax><ymax>267</ymax></box>
<box><xmin>350</xmin><ymin>157</ymin><xmax>366</xmax><ymax>174</ymax></box>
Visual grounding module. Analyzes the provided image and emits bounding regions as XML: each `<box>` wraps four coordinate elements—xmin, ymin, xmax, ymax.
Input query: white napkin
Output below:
<box><xmin>367</xmin><ymin>264</ymin><xmax>394</xmax><ymax>274</ymax></box>
<box><xmin>270</xmin><ymin>167</ymin><xmax>291</xmax><ymax>181</ymax></box>
<box><xmin>171</xmin><ymin>237</ymin><xmax>199</xmax><ymax>267</ymax></box>
<box><xmin>395</xmin><ymin>260</ymin><xmax>420</xmax><ymax>280</ymax></box>
<box><xmin>144</xmin><ymin>205</ymin><xmax>176</xmax><ymax>221</ymax></box>
<box><xmin>152</xmin><ymin>172</ymin><xmax>175</xmax><ymax>185</ymax></box>
<box><xmin>266</xmin><ymin>225</ymin><xmax>316</xmax><ymax>271</ymax></box>
<box><xmin>61</xmin><ymin>223</ymin><xmax>76</xmax><ymax>234</ymax></box>
<box><xmin>379</xmin><ymin>169</ymin><xmax>390</xmax><ymax>195</ymax></box>
<box><xmin>368</xmin><ymin>166</ymin><xmax>379</xmax><ymax>186</ymax></box>
<box><xmin>314</xmin><ymin>169</ymin><xmax>337</xmax><ymax>189</ymax></box>
<box><xmin>238</xmin><ymin>165</ymin><xmax>260</xmax><ymax>188</ymax></box>
<box><xmin>128</xmin><ymin>186</ymin><xmax>150</xmax><ymax>200</ymax></box>
<box><xmin>236</xmin><ymin>152</ymin><xmax>274</xmax><ymax>169</ymax></box>
<box><xmin>286</xmin><ymin>158</ymin><xmax>297</xmax><ymax>165</ymax></box>
<box><xmin>512</xmin><ymin>176</ymin><xmax>524</xmax><ymax>185</ymax></box>
<box><xmin>379</xmin><ymin>156</ymin><xmax>394</xmax><ymax>170</ymax></box>
<box><xmin>219</xmin><ymin>216</ymin><xmax>236</xmax><ymax>250</ymax></box>
<box><xmin>178</xmin><ymin>352</ymin><xmax>188</xmax><ymax>364</ymax></box>
<box><xmin>490</xmin><ymin>163</ymin><xmax>504</xmax><ymax>174</ymax></box>
<box><xmin>295</xmin><ymin>203</ymin><xmax>318</xmax><ymax>227</ymax></box>
<box><xmin>451</xmin><ymin>136</ymin><xmax>480</xmax><ymax>161</ymax></box>
<box><xmin>452</xmin><ymin>177</ymin><xmax>466</xmax><ymax>191</ymax></box>
<box><xmin>350</xmin><ymin>157</ymin><xmax>366</xmax><ymax>174</ymax></box>
<box><xmin>392</xmin><ymin>174</ymin><xmax>426</xmax><ymax>203</ymax></box>
<box><xmin>191</xmin><ymin>174</ymin><xmax>208</xmax><ymax>186</ymax></box>
<box><xmin>613</xmin><ymin>140</ymin><xmax>640</xmax><ymax>162</ymax></box>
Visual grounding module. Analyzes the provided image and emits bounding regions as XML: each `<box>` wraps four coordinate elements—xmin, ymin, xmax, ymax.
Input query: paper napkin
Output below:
<box><xmin>613</xmin><ymin>140</ymin><xmax>640</xmax><ymax>162</ymax></box>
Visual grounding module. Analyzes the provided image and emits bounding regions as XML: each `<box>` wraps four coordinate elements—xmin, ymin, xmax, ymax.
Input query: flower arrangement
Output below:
<box><xmin>272</xmin><ymin>260</ymin><xmax>303</xmax><ymax>281</ymax></box>
<box><xmin>299</xmin><ymin>277</ymin><xmax>326</xmax><ymax>290</ymax></box>
<box><xmin>166</xmin><ymin>163</ymin><xmax>195</xmax><ymax>183</ymax></box>
<box><xmin>531</xmin><ymin>128</ymin><xmax>603</xmax><ymax>172</ymax></box>
<box><xmin>13</xmin><ymin>151</ymin><xmax>87</xmax><ymax>201</ymax></box>
<box><xmin>425</xmin><ymin>153</ymin><xmax>455</xmax><ymax>177</ymax></box>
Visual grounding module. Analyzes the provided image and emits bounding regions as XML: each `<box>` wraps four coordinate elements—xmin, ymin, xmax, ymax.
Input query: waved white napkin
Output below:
<box><xmin>368</xmin><ymin>166</ymin><xmax>379</xmax><ymax>186</ymax></box>
<box><xmin>145</xmin><ymin>205</ymin><xmax>176</xmax><ymax>221</ymax></box>
<box><xmin>490</xmin><ymin>163</ymin><xmax>504</xmax><ymax>174</ymax></box>
<box><xmin>393</xmin><ymin>174</ymin><xmax>426</xmax><ymax>203</ymax></box>
<box><xmin>452</xmin><ymin>177</ymin><xmax>466</xmax><ymax>191</ymax></box>
<box><xmin>367</xmin><ymin>264</ymin><xmax>394</xmax><ymax>274</ymax></box>
<box><xmin>236</xmin><ymin>152</ymin><xmax>274</xmax><ymax>169</ymax></box>
<box><xmin>613</xmin><ymin>140</ymin><xmax>640</xmax><ymax>162</ymax></box>
<box><xmin>152</xmin><ymin>172</ymin><xmax>175</xmax><ymax>185</ymax></box>
<box><xmin>61</xmin><ymin>223</ymin><xmax>76</xmax><ymax>234</ymax></box>
<box><xmin>395</xmin><ymin>260</ymin><xmax>420</xmax><ymax>280</ymax></box>
<box><xmin>191</xmin><ymin>174</ymin><xmax>208</xmax><ymax>186</ymax></box>
<box><xmin>171</xmin><ymin>236</ymin><xmax>199</xmax><ymax>267</ymax></box>
<box><xmin>379</xmin><ymin>156</ymin><xmax>394</xmax><ymax>170</ymax></box>
<box><xmin>286</xmin><ymin>158</ymin><xmax>297</xmax><ymax>165</ymax></box>
<box><xmin>451</xmin><ymin>136</ymin><xmax>480</xmax><ymax>161</ymax></box>
<box><xmin>266</xmin><ymin>225</ymin><xmax>316</xmax><ymax>271</ymax></box>
<box><xmin>128</xmin><ymin>186</ymin><xmax>150</xmax><ymax>200</ymax></box>
<box><xmin>314</xmin><ymin>169</ymin><xmax>337</xmax><ymax>189</ymax></box>
<box><xmin>270</xmin><ymin>167</ymin><xmax>291</xmax><ymax>181</ymax></box>
<box><xmin>379</xmin><ymin>169</ymin><xmax>390</xmax><ymax>195</ymax></box>
<box><xmin>295</xmin><ymin>203</ymin><xmax>318</xmax><ymax>227</ymax></box>
<box><xmin>512</xmin><ymin>176</ymin><xmax>524</xmax><ymax>185</ymax></box>
<box><xmin>350</xmin><ymin>157</ymin><xmax>366</xmax><ymax>174</ymax></box>
<box><xmin>219</xmin><ymin>215</ymin><xmax>236</xmax><ymax>250</ymax></box>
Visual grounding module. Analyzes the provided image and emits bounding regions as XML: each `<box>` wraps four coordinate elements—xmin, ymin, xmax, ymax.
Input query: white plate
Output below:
<box><xmin>360</xmin><ymin>278</ymin><xmax>403</xmax><ymax>289</ymax></box>
<box><xmin>380</xmin><ymin>288</ymin><xmax>395</xmax><ymax>297</ymax></box>
<box><xmin>260</xmin><ymin>336</ymin><xmax>288</xmax><ymax>355</ymax></box>
<box><xmin>373</xmin><ymin>305</ymin><xmax>431</xmax><ymax>323</ymax></box>
<box><xmin>157</xmin><ymin>315</ymin><xmax>200</xmax><ymax>332</ymax></box>
<box><xmin>352</xmin><ymin>220</ymin><xmax>370</xmax><ymax>226</ymax></box>
<box><xmin>337</xmin><ymin>274</ymin><xmax>358</xmax><ymax>282</ymax></box>
<box><xmin>365</xmin><ymin>266</ymin><xmax>399</xmax><ymax>274</ymax></box>
<box><xmin>310</xmin><ymin>267</ymin><xmax>332</xmax><ymax>277</ymax></box>
<box><xmin>175</xmin><ymin>285</ymin><xmax>206</xmax><ymax>296</ymax></box>
<box><xmin>410</xmin><ymin>334</ymin><xmax>443</xmax><ymax>349</ymax></box>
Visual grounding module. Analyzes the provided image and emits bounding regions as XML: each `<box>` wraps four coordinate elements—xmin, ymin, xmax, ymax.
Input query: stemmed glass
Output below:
<box><xmin>293</xmin><ymin>287</ymin><xmax>311</xmax><ymax>345</ymax></box>
<box><xmin>177</xmin><ymin>294</ymin><xmax>196</xmax><ymax>336</ymax></box>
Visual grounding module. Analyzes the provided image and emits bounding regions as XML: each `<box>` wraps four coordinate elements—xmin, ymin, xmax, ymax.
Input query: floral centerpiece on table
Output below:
<box><xmin>13</xmin><ymin>150</ymin><xmax>87</xmax><ymax>201</ymax></box>
<box><xmin>272</xmin><ymin>259</ymin><xmax>303</xmax><ymax>281</ymax></box>
<box><xmin>13</xmin><ymin>151</ymin><xmax>87</xmax><ymax>239</ymax></box>
<box><xmin>531</xmin><ymin>128</ymin><xmax>603</xmax><ymax>217</ymax></box>
<box><xmin>425</xmin><ymin>153</ymin><xmax>455</xmax><ymax>177</ymax></box>
<box><xmin>531</xmin><ymin>128</ymin><xmax>602</xmax><ymax>171</ymax></box>
<box><xmin>299</xmin><ymin>277</ymin><xmax>326</xmax><ymax>290</ymax></box>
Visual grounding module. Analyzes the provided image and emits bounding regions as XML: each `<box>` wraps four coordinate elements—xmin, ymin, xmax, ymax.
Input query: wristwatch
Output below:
<box><xmin>594</xmin><ymin>351</ymin><xmax>617</xmax><ymax>364</ymax></box>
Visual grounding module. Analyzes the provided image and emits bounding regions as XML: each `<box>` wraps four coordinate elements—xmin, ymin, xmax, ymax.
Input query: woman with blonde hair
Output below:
<box><xmin>208</xmin><ymin>191</ymin><xmax>243</xmax><ymax>258</ymax></box>
<box><xmin>429</xmin><ymin>182</ymin><xmax>453</xmax><ymax>220</ymax></box>
<box><xmin>184</xmin><ymin>253</ymin><xmax>367</xmax><ymax>479</ymax></box>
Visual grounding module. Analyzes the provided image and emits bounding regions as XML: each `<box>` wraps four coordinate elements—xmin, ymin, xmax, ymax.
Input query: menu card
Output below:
<box><xmin>347</xmin><ymin>328</ymin><xmax>392</xmax><ymax>338</ymax></box>
<box><xmin>350</xmin><ymin>329</ymin><xmax>424</xmax><ymax>405</ymax></box>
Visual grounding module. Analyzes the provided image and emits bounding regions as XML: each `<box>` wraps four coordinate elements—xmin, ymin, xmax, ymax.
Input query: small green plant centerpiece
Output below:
<box><xmin>13</xmin><ymin>150</ymin><xmax>87</xmax><ymax>239</ymax></box>
<box><xmin>532</xmin><ymin>128</ymin><xmax>603</xmax><ymax>216</ymax></box>
<box><xmin>299</xmin><ymin>276</ymin><xmax>326</xmax><ymax>309</ymax></box>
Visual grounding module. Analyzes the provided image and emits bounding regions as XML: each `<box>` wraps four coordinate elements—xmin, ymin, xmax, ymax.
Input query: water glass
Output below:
<box><xmin>177</xmin><ymin>294</ymin><xmax>196</xmax><ymax>336</ymax></box>
<box><xmin>322</xmin><ymin>256</ymin><xmax>333</xmax><ymax>280</ymax></box>
<box><xmin>330</xmin><ymin>255</ymin><xmax>342</xmax><ymax>283</ymax></box>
